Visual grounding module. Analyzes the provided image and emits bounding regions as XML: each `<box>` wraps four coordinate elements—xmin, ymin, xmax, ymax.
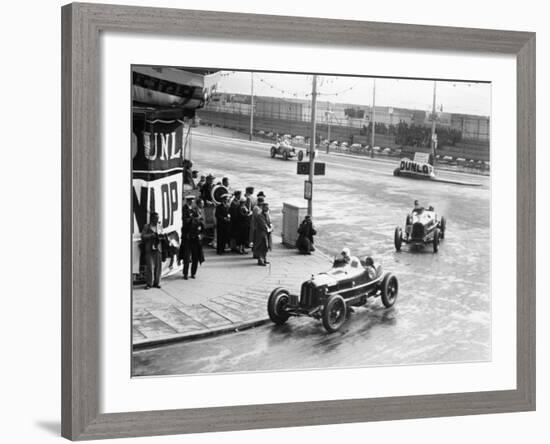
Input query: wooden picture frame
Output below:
<box><xmin>61</xmin><ymin>2</ymin><xmax>535</xmax><ymax>440</ymax></box>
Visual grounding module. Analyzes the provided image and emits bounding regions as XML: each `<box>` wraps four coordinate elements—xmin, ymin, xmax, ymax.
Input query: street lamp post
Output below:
<box><xmin>430</xmin><ymin>80</ymin><xmax>437</xmax><ymax>167</ymax></box>
<box><xmin>249</xmin><ymin>72</ymin><xmax>254</xmax><ymax>141</ymax></box>
<box><xmin>370</xmin><ymin>79</ymin><xmax>376</xmax><ymax>158</ymax></box>
<box><xmin>308</xmin><ymin>75</ymin><xmax>318</xmax><ymax>217</ymax></box>
<box><xmin>326</xmin><ymin>105</ymin><xmax>333</xmax><ymax>154</ymax></box>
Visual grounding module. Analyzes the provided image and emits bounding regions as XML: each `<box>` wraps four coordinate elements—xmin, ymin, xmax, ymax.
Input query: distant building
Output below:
<box><xmin>201</xmin><ymin>93</ymin><xmax>490</xmax><ymax>142</ymax></box>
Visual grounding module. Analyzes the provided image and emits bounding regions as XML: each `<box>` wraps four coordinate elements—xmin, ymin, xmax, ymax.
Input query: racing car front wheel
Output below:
<box><xmin>283</xmin><ymin>150</ymin><xmax>289</xmax><ymax>160</ymax></box>
<box><xmin>267</xmin><ymin>287</ymin><xmax>290</xmax><ymax>325</ymax></box>
<box><xmin>440</xmin><ymin>216</ymin><xmax>446</xmax><ymax>239</ymax></box>
<box><xmin>322</xmin><ymin>295</ymin><xmax>347</xmax><ymax>333</ymax></box>
<box><xmin>433</xmin><ymin>228</ymin><xmax>440</xmax><ymax>253</ymax></box>
<box><xmin>270</xmin><ymin>147</ymin><xmax>276</xmax><ymax>158</ymax></box>
<box><xmin>381</xmin><ymin>273</ymin><xmax>398</xmax><ymax>308</ymax></box>
<box><xmin>394</xmin><ymin>227</ymin><xmax>402</xmax><ymax>251</ymax></box>
<box><xmin>297</xmin><ymin>150</ymin><xmax>304</xmax><ymax>161</ymax></box>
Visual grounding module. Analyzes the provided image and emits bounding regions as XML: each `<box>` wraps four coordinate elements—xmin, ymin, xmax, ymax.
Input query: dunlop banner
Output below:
<box><xmin>132</xmin><ymin>119</ymin><xmax>185</xmax><ymax>274</ymax></box>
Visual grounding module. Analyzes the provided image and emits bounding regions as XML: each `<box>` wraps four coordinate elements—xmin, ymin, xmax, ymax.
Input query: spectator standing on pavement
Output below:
<box><xmin>244</xmin><ymin>186</ymin><xmax>256</xmax><ymax>246</ymax></box>
<box><xmin>196</xmin><ymin>175</ymin><xmax>206</xmax><ymax>192</ymax></box>
<box><xmin>250</xmin><ymin>196</ymin><xmax>264</xmax><ymax>258</ymax></box>
<box><xmin>200</xmin><ymin>174</ymin><xmax>215</xmax><ymax>205</ymax></box>
<box><xmin>296</xmin><ymin>215</ymin><xmax>317</xmax><ymax>254</ymax></box>
<box><xmin>179</xmin><ymin>202</ymin><xmax>205</xmax><ymax>280</ymax></box>
<box><xmin>253</xmin><ymin>202</ymin><xmax>273</xmax><ymax>266</ymax></box>
<box><xmin>236</xmin><ymin>196</ymin><xmax>251</xmax><ymax>254</ymax></box>
<box><xmin>222</xmin><ymin>176</ymin><xmax>233</xmax><ymax>195</ymax></box>
<box><xmin>140</xmin><ymin>211</ymin><xmax>164</xmax><ymax>289</ymax></box>
<box><xmin>215</xmin><ymin>194</ymin><xmax>231</xmax><ymax>254</ymax></box>
<box><xmin>194</xmin><ymin>197</ymin><xmax>205</xmax><ymax>224</ymax></box>
<box><xmin>229</xmin><ymin>190</ymin><xmax>242</xmax><ymax>252</ymax></box>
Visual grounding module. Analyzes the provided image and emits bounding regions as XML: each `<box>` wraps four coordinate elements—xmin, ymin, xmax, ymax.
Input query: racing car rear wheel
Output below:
<box><xmin>394</xmin><ymin>227</ymin><xmax>402</xmax><ymax>251</ymax></box>
<box><xmin>297</xmin><ymin>150</ymin><xmax>304</xmax><ymax>161</ymax></box>
<box><xmin>270</xmin><ymin>147</ymin><xmax>276</xmax><ymax>158</ymax></box>
<box><xmin>267</xmin><ymin>287</ymin><xmax>291</xmax><ymax>325</ymax></box>
<box><xmin>381</xmin><ymin>273</ymin><xmax>398</xmax><ymax>308</ymax></box>
<box><xmin>283</xmin><ymin>150</ymin><xmax>289</xmax><ymax>160</ymax></box>
<box><xmin>440</xmin><ymin>216</ymin><xmax>446</xmax><ymax>239</ymax></box>
<box><xmin>322</xmin><ymin>295</ymin><xmax>347</xmax><ymax>333</ymax></box>
<box><xmin>433</xmin><ymin>228</ymin><xmax>440</xmax><ymax>253</ymax></box>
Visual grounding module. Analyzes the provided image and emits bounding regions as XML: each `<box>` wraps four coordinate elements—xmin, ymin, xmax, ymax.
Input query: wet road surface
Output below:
<box><xmin>133</xmin><ymin>134</ymin><xmax>491</xmax><ymax>376</ymax></box>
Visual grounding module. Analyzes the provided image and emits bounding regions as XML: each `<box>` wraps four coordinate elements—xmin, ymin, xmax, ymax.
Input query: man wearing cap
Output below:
<box><xmin>215</xmin><ymin>193</ymin><xmax>231</xmax><ymax>254</ymax></box>
<box><xmin>253</xmin><ymin>202</ymin><xmax>273</xmax><ymax>266</ymax></box>
<box><xmin>140</xmin><ymin>212</ymin><xmax>164</xmax><ymax>289</ymax></box>
<box><xmin>179</xmin><ymin>198</ymin><xmax>205</xmax><ymax>280</ymax></box>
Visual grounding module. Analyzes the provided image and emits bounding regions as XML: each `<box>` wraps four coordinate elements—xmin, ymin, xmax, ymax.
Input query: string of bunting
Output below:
<box><xmin>257</xmin><ymin>76</ymin><xmax>361</xmax><ymax>98</ymax></box>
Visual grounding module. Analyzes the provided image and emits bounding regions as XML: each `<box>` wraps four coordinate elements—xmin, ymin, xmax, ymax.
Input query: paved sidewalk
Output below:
<box><xmin>133</xmin><ymin>236</ymin><xmax>331</xmax><ymax>348</ymax></box>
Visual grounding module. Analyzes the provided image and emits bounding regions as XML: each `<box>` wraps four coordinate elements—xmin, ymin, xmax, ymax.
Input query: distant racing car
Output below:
<box><xmin>270</xmin><ymin>138</ymin><xmax>304</xmax><ymax>160</ymax></box>
<box><xmin>267</xmin><ymin>257</ymin><xmax>398</xmax><ymax>333</ymax></box>
<box><xmin>394</xmin><ymin>206</ymin><xmax>446</xmax><ymax>253</ymax></box>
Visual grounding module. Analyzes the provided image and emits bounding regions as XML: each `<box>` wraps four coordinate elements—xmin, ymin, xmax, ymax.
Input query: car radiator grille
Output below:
<box><xmin>411</xmin><ymin>222</ymin><xmax>425</xmax><ymax>240</ymax></box>
<box><xmin>300</xmin><ymin>282</ymin><xmax>316</xmax><ymax>308</ymax></box>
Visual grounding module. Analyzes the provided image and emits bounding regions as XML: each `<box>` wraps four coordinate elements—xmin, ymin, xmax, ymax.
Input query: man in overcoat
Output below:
<box><xmin>253</xmin><ymin>202</ymin><xmax>272</xmax><ymax>266</ymax></box>
<box><xmin>140</xmin><ymin>212</ymin><xmax>164</xmax><ymax>289</ymax></box>
<box><xmin>179</xmin><ymin>200</ymin><xmax>205</xmax><ymax>280</ymax></box>
<box><xmin>215</xmin><ymin>194</ymin><xmax>231</xmax><ymax>254</ymax></box>
<box><xmin>296</xmin><ymin>215</ymin><xmax>317</xmax><ymax>254</ymax></box>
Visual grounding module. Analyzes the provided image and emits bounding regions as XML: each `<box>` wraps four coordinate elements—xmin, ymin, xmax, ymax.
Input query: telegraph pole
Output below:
<box><xmin>370</xmin><ymin>78</ymin><xmax>376</xmax><ymax>158</ymax></box>
<box><xmin>430</xmin><ymin>80</ymin><xmax>437</xmax><ymax>167</ymax></box>
<box><xmin>326</xmin><ymin>102</ymin><xmax>331</xmax><ymax>154</ymax></box>
<box><xmin>308</xmin><ymin>75</ymin><xmax>318</xmax><ymax>217</ymax></box>
<box><xmin>249</xmin><ymin>72</ymin><xmax>254</xmax><ymax>141</ymax></box>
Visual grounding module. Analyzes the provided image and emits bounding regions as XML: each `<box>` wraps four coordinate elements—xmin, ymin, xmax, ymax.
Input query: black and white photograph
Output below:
<box><xmin>131</xmin><ymin>66</ymin><xmax>491</xmax><ymax>377</ymax></box>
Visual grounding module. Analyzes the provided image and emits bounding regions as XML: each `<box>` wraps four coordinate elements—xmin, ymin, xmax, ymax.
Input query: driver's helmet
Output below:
<box><xmin>365</xmin><ymin>256</ymin><xmax>374</xmax><ymax>267</ymax></box>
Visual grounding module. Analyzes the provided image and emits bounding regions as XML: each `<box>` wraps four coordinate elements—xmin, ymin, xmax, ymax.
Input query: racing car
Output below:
<box><xmin>394</xmin><ymin>206</ymin><xmax>446</xmax><ymax>253</ymax></box>
<box><xmin>267</xmin><ymin>257</ymin><xmax>398</xmax><ymax>333</ymax></box>
<box><xmin>270</xmin><ymin>137</ymin><xmax>305</xmax><ymax>160</ymax></box>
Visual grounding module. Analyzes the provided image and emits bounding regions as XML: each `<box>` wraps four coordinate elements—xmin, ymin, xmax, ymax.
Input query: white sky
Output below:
<box><xmin>213</xmin><ymin>71</ymin><xmax>491</xmax><ymax>116</ymax></box>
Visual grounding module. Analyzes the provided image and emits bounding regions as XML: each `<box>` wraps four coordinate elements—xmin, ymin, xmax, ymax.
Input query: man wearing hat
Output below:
<box><xmin>249</xmin><ymin>196</ymin><xmax>265</xmax><ymax>257</ymax></box>
<box><xmin>236</xmin><ymin>196</ymin><xmax>251</xmax><ymax>254</ymax></box>
<box><xmin>140</xmin><ymin>212</ymin><xmax>164</xmax><ymax>289</ymax></box>
<box><xmin>215</xmin><ymin>193</ymin><xmax>231</xmax><ymax>254</ymax></box>
<box><xmin>244</xmin><ymin>187</ymin><xmax>256</xmax><ymax>247</ymax></box>
<box><xmin>179</xmin><ymin>195</ymin><xmax>205</xmax><ymax>280</ymax></box>
<box><xmin>253</xmin><ymin>201</ymin><xmax>273</xmax><ymax>266</ymax></box>
<box><xmin>229</xmin><ymin>190</ymin><xmax>242</xmax><ymax>252</ymax></box>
